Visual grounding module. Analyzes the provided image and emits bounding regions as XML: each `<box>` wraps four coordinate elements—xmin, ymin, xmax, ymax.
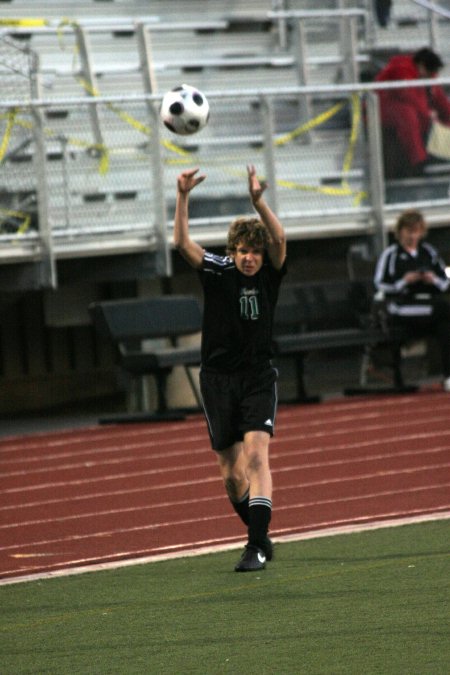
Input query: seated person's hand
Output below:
<box><xmin>421</xmin><ymin>270</ymin><xmax>437</xmax><ymax>284</ymax></box>
<box><xmin>404</xmin><ymin>271</ymin><xmax>423</xmax><ymax>284</ymax></box>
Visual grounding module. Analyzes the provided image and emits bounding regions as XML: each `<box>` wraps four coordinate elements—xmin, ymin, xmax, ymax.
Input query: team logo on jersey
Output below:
<box><xmin>239</xmin><ymin>287</ymin><xmax>260</xmax><ymax>320</ymax></box>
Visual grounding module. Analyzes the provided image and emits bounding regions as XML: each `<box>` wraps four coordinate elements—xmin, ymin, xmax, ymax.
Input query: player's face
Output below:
<box><xmin>398</xmin><ymin>224</ymin><xmax>425</xmax><ymax>250</ymax></box>
<box><xmin>417</xmin><ymin>63</ymin><xmax>437</xmax><ymax>78</ymax></box>
<box><xmin>233</xmin><ymin>243</ymin><xmax>264</xmax><ymax>276</ymax></box>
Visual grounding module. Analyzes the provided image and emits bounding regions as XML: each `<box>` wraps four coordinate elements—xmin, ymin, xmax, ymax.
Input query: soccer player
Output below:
<box><xmin>173</xmin><ymin>165</ymin><xmax>287</xmax><ymax>571</ymax></box>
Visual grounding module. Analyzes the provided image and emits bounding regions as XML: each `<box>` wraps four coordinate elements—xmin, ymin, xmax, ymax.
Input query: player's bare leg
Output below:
<box><xmin>217</xmin><ymin>444</ymin><xmax>250</xmax><ymax>525</ymax></box>
<box><xmin>218</xmin><ymin>442</ymin><xmax>272</xmax><ymax>571</ymax></box>
<box><xmin>243</xmin><ymin>431</ymin><xmax>272</xmax><ymax>498</ymax></box>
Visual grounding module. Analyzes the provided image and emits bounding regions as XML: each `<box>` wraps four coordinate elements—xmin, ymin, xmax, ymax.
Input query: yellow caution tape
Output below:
<box><xmin>0</xmin><ymin>18</ymin><xmax>48</xmax><ymax>27</ymax></box>
<box><xmin>164</xmin><ymin>96</ymin><xmax>366</xmax><ymax>202</ymax></box>
<box><xmin>56</xmin><ymin>19</ymin><xmax>189</xmax><ymax>161</ymax></box>
<box><xmin>344</xmin><ymin>94</ymin><xmax>367</xmax><ymax>205</ymax></box>
<box><xmin>0</xmin><ymin>109</ymin><xmax>17</xmax><ymax>162</ymax></box>
<box><xmin>342</xmin><ymin>94</ymin><xmax>361</xmax><ymax>178</ymax></box>
<box><xmin>1</xmin><ymin>18</ymin><xmax>365</xmax><ymax>204</ymax></box>
<box><xmin>0</xmin><ymin>208</ymin><xmax>31</xmax><ymax>235</ymax></box>
<box><xmin>275</xmin><ymin>101</ymin><xmax>345</xmax><ymax>146</ymax></box>
<box><xmin>97</xmin><ymin>147</ymin><xmax>109</xmax><ymax>174</ymax></box>
<box><xmin>276</xmin><ymin>178</ymin><xmax>353</xmax><ymax>196</ymax></box>
<box><xmin>1</xmin><ymin>111</ymin><xmax>111</xmax><ymax>173</ymax></box>
<box><xmin>76</xmin><ymin>76</ymin><xmax>190</xmax><ymax>159</ymax></box>
<box><xmin>273</xmin><ymin>95</ymin><xmax>366</xmax><ymax>203</ymax></box>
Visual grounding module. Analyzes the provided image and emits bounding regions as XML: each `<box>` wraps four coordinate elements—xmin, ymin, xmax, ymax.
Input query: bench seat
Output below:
<box><xmin>122</xmin><ymin>345</ymin><xmax>201</xmax><ymax>374</ymax></box>
<box><xmin>272</xmin><ymin>280</ymin><xmax>388</xmax><ymax>401</ymax></box>
<box><xmin>90</xmin><ymin>294</ymin><xmax>203</xmax><ymax>422</ymax></box>
<box><xmin>274</xmin><ymin>327</ymin><xmax>383</xmax><ymax>354</ymax></box>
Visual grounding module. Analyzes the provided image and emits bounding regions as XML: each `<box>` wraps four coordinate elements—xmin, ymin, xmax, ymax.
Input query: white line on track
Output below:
<box><xmin>273</xmin><ymin>452</ymin><xmax>450</xmax><ymax>475</ymax></box>
<box><xmin>0</xmin><ymin>513</ymin><xmax>232</xmax><ymax>552</ymax></box>
<box><xmin>271</xmin><ymin>420</ymin><xmax>450</xmax><ymax>448</ymax></box>
<box><xmin>1</xmin><ymin>389</ymin><xmax>448</xmax><ymax>446</ymax></box>
<box><xmin>2</xmin><ymin>423</ymin><xmax>450</xmax><ymax>481</ymax></box>
<box><xmin>0</xmin><ymin>461</ymin><xmax>447</xmax><ymax>513</ymax></box>
<box><xmin>2</xmin><ymin>443</ymin><xmax>448</xmax><ymax>493</ymax></box>
<box><xmin>0</xmin><ymin>463</ymin><xmax>448</xmax><ymax>511</ymax></box>
<box><xmin>0</xmin><ymin>417</ymin><xmax>450</xmax><ymax>477</ymax></box>
<box><xmin>149</xmin><ymin>508</ymin><xmax>450</xmax><ymax>552</ymax></box>
<box><xmin>1</xmin><ymin>397</ymin><xmax>449</xmax><ymax>458</ymax></box>
<box><xmin>1</xmin><ymin>391</ymin><xmax>449</xmax><ymax>584</ymax></box>
<box><xmin>0</xmin><ymin>419</ymin><xmax>206</xmax><ymax>449</ymax></box>
<box><xmin>1</xmin><ymin>482</ymin><xmax>449</xmax><ymax>552</ymax></box>
<box><xmin>2</xmin><ymin>421</ymin><xmax>450</xmax><ymax>475</ymax></box>
<box><xmin>0</xmin><ymin>394</ymin><xmax>450</xmax><ymax>454</ymax></box>
<box><xmin>0</xmin><ymin>437</ymin><xmax>210</xmax><ymax>466</ymax></box>
<box><xmin>1</xmin><ymin>510</ymin><xmax>449</xmax><ymax>585</ymax></box>
<box><xmin>2</xmin><ymin>480</ymin><xmax>449</xmax><ymax>531</ymax></box>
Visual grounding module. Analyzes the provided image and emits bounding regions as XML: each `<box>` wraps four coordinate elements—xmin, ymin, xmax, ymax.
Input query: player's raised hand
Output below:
<box><xmin>177</xmin><ymin>167</ymin><xmax>206</xmax><ymax>194</ymax></box>
<box><xmin>247</xmin><ymin>164</ymin><xmax>267</xmax><ymax>205</ymax></box>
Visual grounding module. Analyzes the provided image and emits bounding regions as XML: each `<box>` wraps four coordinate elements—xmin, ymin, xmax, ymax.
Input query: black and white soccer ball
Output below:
<box><xmin>160</xmin><ymin>84</ymin><xmax>210</xmax><ymax>136</ymax></box>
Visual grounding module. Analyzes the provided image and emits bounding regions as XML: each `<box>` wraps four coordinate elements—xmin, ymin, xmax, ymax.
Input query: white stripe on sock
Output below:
<box><xmin>249</xmin><ymin>496</ymin><xmax>272</xmax><ymax>509</ymax></box>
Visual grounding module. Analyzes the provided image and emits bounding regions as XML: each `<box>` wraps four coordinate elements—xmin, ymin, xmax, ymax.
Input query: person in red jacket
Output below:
<box><xmin>375</xmin><ymin>47</ymin><xmax>450</xmax><ymax>177</ymax></box>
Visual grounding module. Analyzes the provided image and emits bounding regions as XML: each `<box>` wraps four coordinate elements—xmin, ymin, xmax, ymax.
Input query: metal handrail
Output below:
<box><xmin>4</xmin><ymin>74</ymin><xmax>450</xmax><ymax>108</ymax></box>
<box><xmin>410</xmin><ymin>0</ymin><xmax>450</xmax><ymax>19</ymax></box>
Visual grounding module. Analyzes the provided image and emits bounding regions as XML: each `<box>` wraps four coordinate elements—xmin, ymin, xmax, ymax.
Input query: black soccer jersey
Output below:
<box><xmin>198</xmin><ymin>251</ymin><xmax>286</xmax><ymax>372</ymax></box>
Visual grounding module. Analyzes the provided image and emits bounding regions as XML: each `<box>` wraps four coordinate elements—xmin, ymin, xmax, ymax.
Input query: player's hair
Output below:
<box><xmin>226</xmin><ymin>216</ymin><xmax>270</xmax><ymax>255</ymax></box>
<box><xmin>395</xmin><ymin>209</ymin><xmax>427</xmax><ymax>238</ymax></box>
<box><xmin>413</xmin><ymin>47</ymin><xmax>444</xmax><ymax>73</ymax></box>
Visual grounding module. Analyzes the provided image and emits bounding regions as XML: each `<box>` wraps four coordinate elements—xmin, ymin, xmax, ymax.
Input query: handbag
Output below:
<box><xmin>426</xmin><ymin>120</ymin><xmax>450</xmax><ymax>160</ymax></box>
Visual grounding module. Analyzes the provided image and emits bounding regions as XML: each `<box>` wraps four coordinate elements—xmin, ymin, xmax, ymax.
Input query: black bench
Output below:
<box><xmin>273</xmin><ymin>280</ymin><xmax>397</xmax><ymax>402</ymax></box>
<box><xmin>90</xmin><ymin>295</ymin><xmax>202</xmax><ymax>423</ymax></box>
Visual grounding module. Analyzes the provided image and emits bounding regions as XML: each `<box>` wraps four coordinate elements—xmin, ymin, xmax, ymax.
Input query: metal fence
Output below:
<box><xmin>1</xmin><ymin>81</ymin><xmax>450</xmax><ymax>287</ymax></box>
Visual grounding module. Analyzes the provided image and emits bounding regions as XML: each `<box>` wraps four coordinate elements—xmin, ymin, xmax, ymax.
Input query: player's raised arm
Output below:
<box><xmin>173</xmin><ymin>167</ymin><xmax>206</xmax><ymax>269</ymax></box>
<box><xmin>247</xmin><ymin>164</ymin><xmax>286</xmax><ymax>270</ymax></box>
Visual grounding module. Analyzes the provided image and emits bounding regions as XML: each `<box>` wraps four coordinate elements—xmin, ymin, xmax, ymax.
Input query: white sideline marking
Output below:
<box><xmin>1</xmin><ymin>511</ymin><xmax>449</xmax><ymax>586</ymax></box>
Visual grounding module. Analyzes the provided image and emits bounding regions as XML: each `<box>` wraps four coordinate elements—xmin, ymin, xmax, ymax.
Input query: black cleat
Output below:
<box><xmin>262</xmin><ymin>536</ymin><xmax>273</xmax><ymax>562</ymax></box>
<box><xmin>234</xmin><ymin>545</ymin><xmax>266</xmax><ymax>572</ymax></box>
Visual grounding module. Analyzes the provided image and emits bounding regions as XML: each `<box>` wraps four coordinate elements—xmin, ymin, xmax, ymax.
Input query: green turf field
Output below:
<box><xmin>1</xmin><ymin>520</ymin><xmax>449</xmax><ymax>674</ymax></box>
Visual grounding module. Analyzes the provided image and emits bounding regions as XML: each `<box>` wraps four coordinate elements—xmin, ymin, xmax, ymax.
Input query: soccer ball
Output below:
<box><xmin>160</xmin><ymin>84</ymin><xmax>210</xmax><ymax>136</ymax></box>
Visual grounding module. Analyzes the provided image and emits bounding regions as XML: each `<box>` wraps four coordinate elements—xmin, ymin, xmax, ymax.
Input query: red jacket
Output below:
<box><xmin>375</xmin><ymin>54</ymin><xmax>450</xmax><ymax>125</ymax></box>
<box><xmin>375</xmin><ymin>54</ymin><xmax>450</xmax><ymax>167</ymax></box>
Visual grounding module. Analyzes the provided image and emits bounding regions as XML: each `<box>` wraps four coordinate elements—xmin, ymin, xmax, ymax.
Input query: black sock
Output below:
<box><xmin>248</xmin><ymin>497</ymin><xmax>272</xmax><ymax>549</ymax></box>
<box><xmin>230</xmin><ymin>488</ymin><xmax>250</xmax><ymax>526</ymax></box>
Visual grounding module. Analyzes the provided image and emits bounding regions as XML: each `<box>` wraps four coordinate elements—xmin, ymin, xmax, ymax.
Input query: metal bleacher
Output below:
<box><xmin>1</xmin><ymin>0</ymin><xmax>450</xmax><ymax>289</ymax></box>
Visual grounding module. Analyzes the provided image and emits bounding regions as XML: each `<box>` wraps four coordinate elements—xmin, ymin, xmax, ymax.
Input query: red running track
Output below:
<box><xmin>1</xmin><ymin>389</ymin><xmax>450</xmax><ymax>582</ymax></box>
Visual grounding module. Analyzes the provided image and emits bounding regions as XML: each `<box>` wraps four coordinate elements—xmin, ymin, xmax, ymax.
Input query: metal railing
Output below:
<box><xmin>1</xmin><ymin>3</ymin><xmax>450</xmax><ymax>287</ymax></box>
<box><xmin>1</xmin><ymin>76</ymin><xmax>450</xmax><ymax>287</ymax></box>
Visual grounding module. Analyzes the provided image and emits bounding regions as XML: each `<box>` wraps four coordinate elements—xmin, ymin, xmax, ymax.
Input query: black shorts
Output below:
<box><xmin>199</xmin><ymin>365</ymin><xmax>279</xmax><ymax>452</ymax></box>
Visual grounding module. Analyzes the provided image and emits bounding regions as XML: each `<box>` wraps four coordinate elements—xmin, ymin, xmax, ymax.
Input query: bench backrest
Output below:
<box><xmin>275</xmin><ymin>280</ymin><xmax>374</xmax><ymax>334</ymax></box>
<box><xmin>90</xmin><ymin>295</ymin><xmax>203</xmax><ymax>343</ymax></box>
